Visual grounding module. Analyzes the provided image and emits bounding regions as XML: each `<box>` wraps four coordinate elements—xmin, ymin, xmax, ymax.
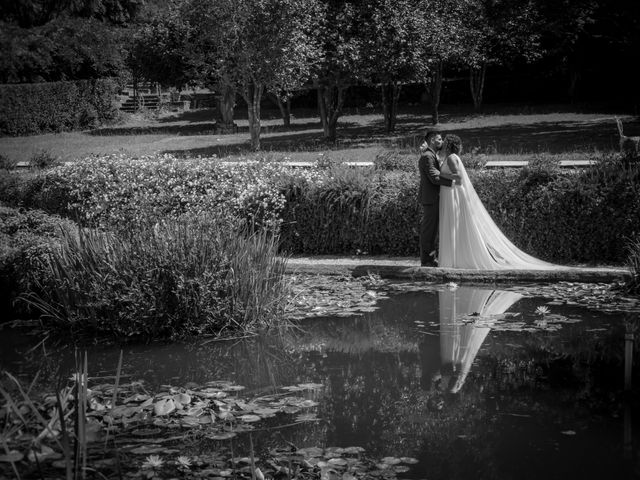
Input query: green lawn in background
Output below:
<box><xmin>0</xmin><ymin>104</ymin><xmax>634</xmax><ymax>163</ymax></box>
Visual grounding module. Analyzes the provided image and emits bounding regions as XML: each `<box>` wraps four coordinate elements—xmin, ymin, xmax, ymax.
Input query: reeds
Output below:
<box><xmin>23</xmin><ymin>213</ymin><xmax>291</xmax><ymax>340</ymax></box>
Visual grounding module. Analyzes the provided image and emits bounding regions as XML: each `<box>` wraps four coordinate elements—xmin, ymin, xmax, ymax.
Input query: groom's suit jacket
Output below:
<box><xmin>418</xmin><ymin>146</ymin><xmax>452</xmax><ymax>205</ymax></box>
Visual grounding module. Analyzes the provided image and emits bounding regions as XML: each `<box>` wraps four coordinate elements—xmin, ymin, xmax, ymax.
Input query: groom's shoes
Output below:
<box><xmin>420</xmin><ymin>260</ymin><xmax>438</xmax><ymax>267</ymax></box>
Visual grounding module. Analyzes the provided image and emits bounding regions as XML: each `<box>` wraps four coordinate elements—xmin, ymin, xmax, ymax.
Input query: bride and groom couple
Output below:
<box><xmin>418</xmin><ymin>131</ymin><xmax>561</xmax><ymax>270</ymax></box>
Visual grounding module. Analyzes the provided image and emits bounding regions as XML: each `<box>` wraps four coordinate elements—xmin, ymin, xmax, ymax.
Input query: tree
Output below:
<box><xmin>0</xmin><ymin>0</ymin><xmax>144</xmax><ymax>28</ymax></box>
<box><xmin>462</xmin><ymin>0</ymin><xmax>543</xmax><ymax>110</ymax></box>
<box><xmin>0</xmin><ymin>17</ymin><xmax>127</xmax><ymax>83</ymax></box>
<box><xmin>313</xmin><ymin>1</ymin><xmax>366</xmax><ymax>142</ymax></box>
<box><xmin>182</xmin><ymin>0</ymin><xmax>322</xmax><ymax>150</ymax></box>
<box><xmin>360</xmin><ymin>0</ymin><xmax>423</xmax><ymax>133</ymax></box>
<box><xmin>415</xmin><ymin>0</ymin><xmax>470</xmax><ymax>125</ymax></box>
<box><xmin>128</xmin><ymin>9</ymin><xmax>196</xmax><ymax>90</ymax></box>
<box><xmin>531</xmin><ymin>0</ymin><xmax>597</xmax><ymax>101</ymax></box>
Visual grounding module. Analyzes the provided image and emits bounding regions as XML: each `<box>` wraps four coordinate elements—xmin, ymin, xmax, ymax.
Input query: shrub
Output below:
<box><xmin>24</xmin><ymin>214</ymin><xmax>290</xmax><ymax>340</ymax></box>
<box><xmin>9</xmin><ymin>152</ymin><xmax>640</xmax><ymax>264</ymax></box>
<box><xmin>625</xmin><ymin>235</ymin><xmax>640</xmax><ymax>294</ymax></box>
<box><xmin>373</xmin><ymin>150</ymin><xmax>416</xmax><ymax>172</ymax></box>
<box><xmin>0</xmin><ymin>205</ymin><xmax>76</xmax><ymax>320</ymax></box>
<box><xmin>0</xmin><ymin>78</ymin><xmax>121</xmax><ymax>136</ymax></box>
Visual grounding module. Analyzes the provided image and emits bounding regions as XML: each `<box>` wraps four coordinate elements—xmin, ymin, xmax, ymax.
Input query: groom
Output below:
<box><xmin>418</xmin><ymin>131</ymin><xmax>451</xmax><ymax>267</ymax></box>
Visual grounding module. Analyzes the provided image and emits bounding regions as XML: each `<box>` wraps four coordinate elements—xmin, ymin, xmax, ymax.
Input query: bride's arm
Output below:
<box><xmin>440</xmin><ymin>154</ymin><xmax>462</xmax><ymax>182</ymax></box>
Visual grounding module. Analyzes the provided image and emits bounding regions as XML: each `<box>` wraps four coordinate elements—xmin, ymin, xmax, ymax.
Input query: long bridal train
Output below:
<box><xmin>439</xmin><ymin>287</ymin><xmax>523</xmax><ymax>394</ymax></box>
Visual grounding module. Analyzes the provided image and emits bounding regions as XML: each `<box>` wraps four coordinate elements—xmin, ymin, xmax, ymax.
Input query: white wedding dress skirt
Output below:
<box><xmin>438</xmin><ymin>156</ymin><xmax>562</xmax><ymax>270</ymax></box>
<box><xmin>439</xmin><ymin>287</ymin><xmax>523</xmax><ymax>393</ymax></box>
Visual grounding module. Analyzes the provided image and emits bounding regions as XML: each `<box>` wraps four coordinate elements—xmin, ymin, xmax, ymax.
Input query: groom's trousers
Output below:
<box><xmin>420</xmin><ymin>202</ymin><xmax>439</xmax><ymax>264</ymax></box>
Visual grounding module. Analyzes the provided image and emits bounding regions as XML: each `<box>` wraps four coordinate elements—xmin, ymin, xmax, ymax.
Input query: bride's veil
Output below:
<box><xmin>454</xmin><ymin>159</ymin><xmax>558</xmax><ymax>270</ymax></box>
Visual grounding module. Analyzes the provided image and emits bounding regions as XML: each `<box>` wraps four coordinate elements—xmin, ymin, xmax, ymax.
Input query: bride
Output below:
<box><xmin>438</xmin><ymin>134</ymin><xmax>563</xmax><ymax>270</ymax></box>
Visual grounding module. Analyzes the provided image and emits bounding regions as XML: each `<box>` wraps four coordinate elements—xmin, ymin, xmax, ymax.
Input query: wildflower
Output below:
<box><xmin>445</xmin><ymin>282</ymin><xmax>458</xmax><ymax>291</ymax></box>
<box><xmin>535</xmin><ymin>306</ymin><xmax>550</xmax><ymax>316</ymax></box>
<box><xmin>142</xmin><ymin>455</ymin><xmax>164</xmax><ymax>469</ymax></box>
<box><xmin>176</xmin><ymin>456</ymin><xmax>192</xmax><ymax>468</ymax></box>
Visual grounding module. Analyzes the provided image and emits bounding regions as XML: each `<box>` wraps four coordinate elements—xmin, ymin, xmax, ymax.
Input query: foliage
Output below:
<box><xmin>25</xmin><ymin>214</ymin><xmax>289</xmax><ymax>340</ymax></box>
<box><xmin>37</xmin><ymin>154</ymin><xmax>310</xmax><ymax>229</ymax></box>
<box><xmin>128</xmin><ymin>8</ymin><xmax>196</xmax><ymax>90</ymax></box>
<box><xmin>155</xmin><ymin>0</ymin><xmax>324</xmax><ymax>150</ymax></box>
<box><xmin>0</xmin><ymin>0</ymin><xmax>144</xmax><ymax>28</ymax></box>
<box><xmin>6</xmin><ymin>152</ymin><xmax>639</xmax><ymax>264</ymax></box>
<box><xmin>459</xmin><ymin>0</ymin><xmax>543</xmax><ymax>71</ymax></box>
<box><xmin>0</xmin><ymin>18</ymin><xmax>128</xmax><ymax>83</ymax></box>
<box><xmin>0</xmin><ymin>78</ymin><xmax>121</xmax><ymax>135</ymax></box>
<box><xmin>0</xmin><ymin>205</ymin><xmax>75</xmax><ymax>319</ymax></box>
<box><xmin>624</xmin><ymin>235</ymin><xmax>640</xmax><ymax>294</ymax></box>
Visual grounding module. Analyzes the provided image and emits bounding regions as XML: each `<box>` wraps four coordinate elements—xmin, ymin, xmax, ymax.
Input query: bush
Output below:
<box><xmin>25</xmin><ymin>215</ymin><xmax>289</xmax><ymax>340</ymax></box>
<box><xmin>0</xmin><ymin>205</ymin><xmax>76</xmax><ymax>320</ymax></box>
<box><xmin>0</xmin><ymin>78</ymin><xmax>121</xmax><ymax>136</ymax></box>
<box><xmin>8</xmin><ymin>152</ymin><xmax>639</xmax><ymax>264</ymax></box>
<box><xmin>625</xmin><ymin>235</ymin><xmax>640</xmax><ymax>294</ymax></box>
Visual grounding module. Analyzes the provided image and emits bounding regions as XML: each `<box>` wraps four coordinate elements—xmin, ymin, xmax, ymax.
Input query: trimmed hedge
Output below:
<box><xmin>0</xmin><ymin>78</ymin><xmax>120</xmax><ymax>136</ymax></box>
<box><xmin>279</xmin><ymin>158</ymin><xmax>640</xmax><ymax>264</ymax></box>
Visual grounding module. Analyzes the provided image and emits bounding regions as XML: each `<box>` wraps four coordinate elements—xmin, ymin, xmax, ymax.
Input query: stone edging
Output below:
<box><xmin>285</xmin><ymin>258</ymin><xmax>631</xmax><ymax>284</ymax></box>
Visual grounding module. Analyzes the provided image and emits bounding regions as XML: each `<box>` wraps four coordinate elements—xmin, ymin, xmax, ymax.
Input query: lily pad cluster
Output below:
<box><xmin>1</xmin><ymin>375</ymin><xmax>425</xmax><ymax>479</ymax></box>
<box><xmin>0</xmin><ymin>379</ymin><xmax>324</xmax><ymax>476</ymax></box>
<box><xmin>285</xmin><ymin>274</ymin><xmax>388</xmax><ymax>320</ymax></box>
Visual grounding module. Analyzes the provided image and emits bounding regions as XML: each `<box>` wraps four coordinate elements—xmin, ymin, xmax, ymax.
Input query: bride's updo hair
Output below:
<box><xmin>444</xmin><ymin>134</ymin><xmax>462</xmax><ymax>154</ymax></box>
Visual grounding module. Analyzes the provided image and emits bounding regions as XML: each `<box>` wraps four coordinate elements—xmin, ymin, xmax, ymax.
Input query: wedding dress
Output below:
<box><xmin>438</xmin><ymin>155</ymin><xmax>563</xmax><ymax>270</ymax></box>
<box><xmin>439</xmin><ymin>287</ymin><xmax>523</xmax><ymax>393</ymax></box>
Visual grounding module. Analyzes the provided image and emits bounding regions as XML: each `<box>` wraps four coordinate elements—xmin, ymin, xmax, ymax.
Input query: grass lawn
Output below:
<box><xmin>1</xmin><ymin>103</ymin><xmax>637</xmax><ymax>163</ymax></box>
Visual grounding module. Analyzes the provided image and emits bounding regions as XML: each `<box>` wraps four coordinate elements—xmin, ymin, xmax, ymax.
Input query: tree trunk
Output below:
<box><xmin>270</xmin><ymin>93</ymin><xmax>291</xmax><ymax>128</ymax></box>
<box><xmin>469</xmin><ymin>64</ymin><xmax>487</xmax><ymax>110</ymax></box>
<box><xmin>381</xmin><ymin>82</ymin><xmax>402</xmax><ymax>133</ymax></box>
<box><xmin>568</xmin><ymin>69</ymin><xmax>580</xmax><ymax>103</ymax></box>
<box><xmin>317</xmin><ymin>83</ymin><xmax>346</xmax><ymax>142</ymax></box>
<box><xmin>430</xmin><ymin>60</ymin><xmax>443</xmax><ymax>125</ymax></box>
<box><xmin>243</xmin><ymin>81</ymin><xmax>263</xmax><ymax>151</ymax></box>
<box><xmin>216</xmin><ymin>80</ymin><xmax>236</xmax><ymax>133</ymax></box>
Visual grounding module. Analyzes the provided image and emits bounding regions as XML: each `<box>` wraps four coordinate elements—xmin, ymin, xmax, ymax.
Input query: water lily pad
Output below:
<box><xmin>208</xmin><ymin>432</ymin><xmax>237</xmax><ymax>440</ymax></box>
<box><xmin>129</xmin><ymin>445</ymin><xmax>166</xmax><ymax>455</ymax></box>
<box><xmin>173</xmin><ymin>393</ymin><xmax>192</xmax><ymax>405</ymax></box>
<box><xmin>253</xmin><ymin>407</ymin><xmax>278</xmax><ymax>416</ymax></box>
<box><xmin>328</xmin><ymin>458</ymin><xmax>348</xmax><ymax>466</ymax></box>
<box><xmin>400</xmin><ymin>457</ymin><xmax>419</xmax><ymax>464</ymax></box>
<box><xmin>27</xmin><ymin>445</ymin><xmax>60</xmax><ymax>462</ymax></box>
<box><xmin>297</xmin><ymin>447</ymin><xmax>324</xmax><ymax>458</ymax></box>
<box><xmin>239</xmin><ymin>414</ymin><xmax>262</xmax><ymax>423</ymax></box>
<box><xmin>0</xmin><ymin>450</ymin><xmax>23</xmax><ymax>462</ymax></box>
<box><xmin>131</xmin><ymin>428</ymin><xmax>161</xmax><ymax>436</ymax></box>
<box><xmin>295</xmin><ymin>413</ymin><xmax>318</xmax><ymax>422</ymax></box>
<box><xmin>154</xmin><ymin>398</ymin><xmax>176</xmax><ymax>416</ymax></box>
<box><xmin>381</xmin><ymin>457</ymin><xmax>402</xmax><ymax>465</ymax></box>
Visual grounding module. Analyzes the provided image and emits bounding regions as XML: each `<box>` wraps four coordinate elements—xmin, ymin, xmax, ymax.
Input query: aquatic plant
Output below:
<box><xmin>624</xmin><ymin>234</ymin><xmax>640</xmax><ymax>294</ymax></box>
<box><xmin>23</xmin><ymin>213</ymin><xmax>290</xmax><ymax>339</ymax></box>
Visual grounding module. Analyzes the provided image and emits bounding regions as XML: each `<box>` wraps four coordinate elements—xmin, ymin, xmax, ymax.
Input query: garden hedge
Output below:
<box><xmin>2</xmin><ymin>154</ymin><xmax>638</xmax><ymax>264</ymax></box>
<box><xmin>0</xmin><ymin>78</ymin><xmax>121</xmax><ymax>136</ymax></box>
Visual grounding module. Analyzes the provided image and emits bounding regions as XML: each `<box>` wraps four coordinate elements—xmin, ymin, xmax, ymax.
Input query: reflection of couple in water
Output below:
<box><xmin>420</xmin><ymin>286</ymin><xmax>523</xmax><ymax>397</ymax></box>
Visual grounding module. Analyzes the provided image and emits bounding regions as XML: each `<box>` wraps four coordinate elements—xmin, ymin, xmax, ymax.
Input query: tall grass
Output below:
<box><xmin>625</xmin><ymin>235</ymin><xmax>640</xmax><ymax>294</ymax></box>
<box><xmin>24</xmin><ymin>214</ymin><xmax>290</xmax><ymax>340</ymax></box>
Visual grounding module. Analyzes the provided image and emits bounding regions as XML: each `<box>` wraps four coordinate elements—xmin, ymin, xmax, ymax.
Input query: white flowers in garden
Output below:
<box><xmin>45</xmin><ymin>153</ymin><xmax>329</xmax><ymax>229</ymax></box>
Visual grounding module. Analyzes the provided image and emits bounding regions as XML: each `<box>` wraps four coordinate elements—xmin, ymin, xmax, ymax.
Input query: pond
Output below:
<box><xmin>2</xmin><ymin>283</ymin><xmax>640</xmax><ymax>479</ymax></box>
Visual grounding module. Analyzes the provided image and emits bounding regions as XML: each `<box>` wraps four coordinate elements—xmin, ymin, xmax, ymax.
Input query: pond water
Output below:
<box><xmin>2</xmin><ymin>284</ymin><xmax>640</xmax><ymax>479</ymax></box>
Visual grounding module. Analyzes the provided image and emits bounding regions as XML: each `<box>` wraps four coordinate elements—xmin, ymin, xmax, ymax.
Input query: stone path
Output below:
<box><xmin>285</xmin><ymin>255</ymin><xmax>631</xmax><ymax>284</ymax></box>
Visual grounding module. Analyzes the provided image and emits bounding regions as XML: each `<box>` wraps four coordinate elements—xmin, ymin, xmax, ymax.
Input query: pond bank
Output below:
<box><xmin>285</xmin><ymin>255</ymin><xmax>631</xmax><ymax>284</ymax></box>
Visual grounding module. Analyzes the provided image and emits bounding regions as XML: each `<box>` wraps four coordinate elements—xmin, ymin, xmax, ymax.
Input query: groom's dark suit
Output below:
<box><xmin>418</xmin><ymin>146</ymin><xmax>452</xmax><ymax>265</ymax></box>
